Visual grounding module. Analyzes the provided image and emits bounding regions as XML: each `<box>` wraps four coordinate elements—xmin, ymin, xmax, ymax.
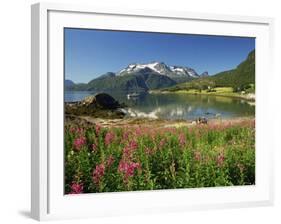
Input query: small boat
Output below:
<box><xmin>127</xmin><ymin>92</ymin><xmax>140</xmax><ymax>99</ymax></box>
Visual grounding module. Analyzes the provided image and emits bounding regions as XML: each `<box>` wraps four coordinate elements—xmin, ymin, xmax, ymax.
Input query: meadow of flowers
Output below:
<box><xmin>65</xmin><ymin>120</ymin><xmax>255</xmax><ymax>194</ymax></box>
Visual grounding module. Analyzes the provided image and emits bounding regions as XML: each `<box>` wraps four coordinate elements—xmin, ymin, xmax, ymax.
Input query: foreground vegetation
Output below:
<box><xmin>65</xmin><ymin>119</ymin><xmax>255</xmax><ymax>194</ymax></box>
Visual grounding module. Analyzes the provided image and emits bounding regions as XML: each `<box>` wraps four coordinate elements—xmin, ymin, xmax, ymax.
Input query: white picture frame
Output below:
<box><xmin>31</xmin><ymin>2</ymin><xmax>274</xmax><ymax>221</ymax></box>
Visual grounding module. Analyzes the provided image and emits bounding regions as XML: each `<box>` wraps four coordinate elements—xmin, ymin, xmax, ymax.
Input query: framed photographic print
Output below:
<box><xmin>31</xmin><ymin>2</ymin><xmax>274</xmax><ymax>221</ymax></box>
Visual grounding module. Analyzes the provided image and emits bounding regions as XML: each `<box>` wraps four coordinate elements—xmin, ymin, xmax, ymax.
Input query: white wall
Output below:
<box><xmin>0</xmin><ymin>0</ymin><xmax>279</xmax><ymax>223</ymax></box>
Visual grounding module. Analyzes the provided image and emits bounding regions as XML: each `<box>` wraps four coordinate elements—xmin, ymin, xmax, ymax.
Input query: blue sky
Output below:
<box><xmin>65</xmin><ymin>28</ymin><xmax>255</xmax><ymax>83</ymax></box>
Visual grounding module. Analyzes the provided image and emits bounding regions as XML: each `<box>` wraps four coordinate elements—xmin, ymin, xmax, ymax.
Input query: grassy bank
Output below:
<box><xmin>65</xmin><ymin>119</ymin><xmax>255</xmax><ymax>194</ymax></box>
<box><xmin>150</xmin><ymin>87</ymin><xmax>255</xmax><ymax>101</ymax></box>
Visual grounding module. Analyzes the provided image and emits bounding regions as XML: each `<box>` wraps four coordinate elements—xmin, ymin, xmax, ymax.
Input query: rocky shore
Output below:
<box><xmin>65</xmin><ymin>93</ymin><xmax>127</xmax><ymax>119</ymax></box>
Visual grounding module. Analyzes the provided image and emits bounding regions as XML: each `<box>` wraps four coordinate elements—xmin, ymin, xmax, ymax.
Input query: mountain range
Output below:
<box><xmin>65</xmin><ymin>62</ymin><xmax>207</xmax><ymax>92</ymax></box>
<box><xmin>65</xmin><ymin>50</ymin><xmax>254</xmax><ymax>92</ymax></box>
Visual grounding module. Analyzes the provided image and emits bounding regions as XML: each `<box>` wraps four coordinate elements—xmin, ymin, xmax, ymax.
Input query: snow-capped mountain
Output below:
<box><xmin>66</xmin><ymin>61</ymin><xmax>208</xmax><ymax>92</ymax></box>
<box><xmin>117</xmin><ymin>61</ymin><xmax>201</xmax><ymax>82</ymax></box>
<box><xmin>169</xmin><ymin>65</ymin><xmax>199</xmax><ymax>78</ymax></box>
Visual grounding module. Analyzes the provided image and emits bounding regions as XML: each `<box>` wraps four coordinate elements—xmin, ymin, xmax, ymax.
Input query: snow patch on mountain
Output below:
<box><xmin>118</xmin><ymin>62</ymin><xmax>168</xmax><ymax>75</ymax></box>
<box><xmin>169</xmin><ymin>65</ymin><xmax>199</xmax><ymax>78</ymax></box>
<box><xmin>117</xmin><ymin>61</ymin><xmax>202</xmax><ymax>80</ymax></box>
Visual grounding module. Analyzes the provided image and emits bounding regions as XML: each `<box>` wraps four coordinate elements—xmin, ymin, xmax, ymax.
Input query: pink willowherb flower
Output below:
<box><xmin>73</xmin><ymin>136</ymin><xmax>86</xmax><ymax>151</ymax></box>
<box><xmin>95</xmin><ymin>123</ymin><xmax>102</xmax><ymax>136</ymax></box>
<box><xmin>118</xmin><ymin>160</ymin><xmax>140</xmax><ymax>181</ymax></box>
<box><xmin>216</xmin><ymin>153</ymin><xmax>225</xmax><ymax>167</ymax></box>
<box><xmin>92</xmin><ymin>143</ymin><xmax>97</xmax><ymax>152</ymax></box>
<box><xmin>69</xmin><ymin>127</ymin><xmax>76</xmax><ymax>133</ymax></box>
<box><xmin>106</xmin><ymin>155</ymin><xmax>115</xmax><ymax>167</ymax></box>
<box><xmin>128</xmin><ymin>140</ymin><xmax>138</xmax><ymax>150</ymax></box>
<box><xmin>92</xmin><ymin>163</ymin><xmax>105</xmax><ymax>185</ymax></box>
<box><xmin>70</xmin><ymin>182</ymin><xmax>84</xmax><ymax>194</ymax></box>
<box><xmin>122</xmin><ymin>131</ymin><xmax>130</xmax><ymax>143</ymax></box>
<box><xmin>178</xmin><ymin>133</ymin><xmax>186</xmax><ymax>147</ymax></box>
<box><xmin>104</xmin><ymin>131</ymin><xmax>115</xmax><ymax>146</ymax></box>
<box><xmin>135</xmin><ymin>126</ymin><xmax>143</xmax><ymax>136</ymax></box>
<box><xmin>159</xmin><ymin>138</ymin><xmax>166</xmax><ymax>148</ymax></box>
<box><xmin>76</xmin><ymin>127</ymin><xmax>85</xmax><ymax>135</ymax></box>
<box><xmin>123</xmin><ymin>140</ymin><xmax>138</xmax><ymax>159</ymax></box>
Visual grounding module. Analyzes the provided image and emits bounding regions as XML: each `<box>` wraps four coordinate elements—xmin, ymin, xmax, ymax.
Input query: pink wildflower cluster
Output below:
<box><xmin>70</xmin><ymin>127</ymin><xmax>84</xmax><ymax>134</ymax></box>
<box><xmin>92</xmin><ymin>156</ymin><xmax>114</xmax><ymax>187</ymax></box>
<box><xmin>132</xmin><ymin>126</ymin><xmax>151</xmax><ymax>137</ymax></box>
<box><xmin>123</xmin><ymin>140</ymin><xmax>138</xmax><ymax>159</ymax></box>
<box><xmin>118</xmin><ymin>160</ymin><xmax>140</xmax><ymax>181</ymax></box>
<box><xmin>106</xmin><ymin>155</ymin><xmax>115</xmax><ymax>167</ymax></box>
<box><xmin>104</xmin><ymin>131</ymin><xmax>115</xmax><ymax>146</ymax></box>
<box><xmin>69</xmin><ymin>127</ymin><xmax>76</xmax><ymax>133</ymax></box>
<box><xmin>135</xmin><ymin>127</ymin><xmax>143</xmax><ymax>136</ymax></box>
<box><xmin>119</xmin><ymin>140</ymin><xmax>141</xmax><ymax>182</ymax></box>
<box><xmin>92</xmin><ymin>143</ymin><xmax>97</xmax><ymax>152</ymax></box>
<box><xmin>92</xmin><ymin>163</ymin><xmax>105</xmax><ymax>185</ymax></box>
<box><xmin>178</xmin><ymin>133</ymin><xmax>186</xmax><ymax>147</ymax></box>
<box><xmin>70</xmin><ymin>182</ymin><xmax>84</xmax><ymax>194</ymax></box>
<box><xmin>73</xmin><ymin>136</ymin><xmax>86</xmax><ymax>151</ymax></box>
<box><xmin>121</xmin><ymin>131</ymin><xmax>130</xmax><ymax>143</ymax></box>
<box><xmin>207</xmin><ymin>121</ymin><xmax>238</xmax><ymax>132</ymax></box>
<box><xmin>95</xmin><ymin>123</ymin><xmax>101</xmax><ymax>136</ymax></box>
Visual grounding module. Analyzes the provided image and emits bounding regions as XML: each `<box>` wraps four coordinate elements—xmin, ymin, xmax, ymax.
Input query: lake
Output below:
<box><xmin>65</xmin><ymin>91</ymin><xmax>255</xmax><ymax>120</ymax></box>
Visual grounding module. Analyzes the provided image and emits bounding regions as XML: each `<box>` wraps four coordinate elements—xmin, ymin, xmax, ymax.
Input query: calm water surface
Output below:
<box><xmin>65</xmin><ymin>91</ymin><xmax>255</xmax><ymax>120</ymax></box>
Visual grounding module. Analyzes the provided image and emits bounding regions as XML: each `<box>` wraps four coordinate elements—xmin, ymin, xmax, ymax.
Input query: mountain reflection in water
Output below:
<box><xmin>65</xmin><ymin>91</ymin><xmax>255</xmax><ymax>120</ymax></box>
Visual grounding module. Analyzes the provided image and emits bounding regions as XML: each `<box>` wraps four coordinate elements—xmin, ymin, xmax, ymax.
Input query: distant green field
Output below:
<box><xmin>156</xmin><ymin>86</ymin><xmax>255</xmax><ymax>101</ymax></box>
<box><xmin>214</xmin><ymin>87</ymin><xmax>233</xmax><ymax>93</ymax></box>
<box><xmin>167</xmin><ymin>87</ymin><xmax>239</xmax><ymax>96</ymax></box>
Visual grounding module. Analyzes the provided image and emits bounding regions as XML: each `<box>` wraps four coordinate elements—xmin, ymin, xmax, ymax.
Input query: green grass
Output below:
<box><xmin>213</xmin><ymin>87</ymin><xmax>233</xmax><ymax>93</ymax></box>
<box><xmin>175</xmin><ymin>87</ymin><xmax>233</xmax><ymax>94</ymax></box>
<box><xmin>65</xmin><ymin>120</ymin><xmax>255</xmax><ymax>194</ymax></box>
<box><xmin>162</xmin><ymin>86</ymin><xmax>251</xmax><ymax>99</ymax></box>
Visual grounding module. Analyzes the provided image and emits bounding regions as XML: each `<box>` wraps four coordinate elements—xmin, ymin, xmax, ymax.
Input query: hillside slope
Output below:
<box><xmin>164</xmin><ymin>50</ymin><xmax>255</xmax><ymax>92</ymax></box>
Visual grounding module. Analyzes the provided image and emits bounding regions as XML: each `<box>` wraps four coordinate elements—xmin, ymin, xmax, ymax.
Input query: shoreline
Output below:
<box><xmin>66</xmin><ymin>114</ymin><xmax>255</xmax><ymax>129</ymax></box>
<box><xmin>65</xmin><ymin>89</ymin><xmax>256</xmax><ymax>104</ymax></box>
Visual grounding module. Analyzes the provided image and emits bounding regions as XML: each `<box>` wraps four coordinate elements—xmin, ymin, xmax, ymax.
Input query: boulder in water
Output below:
<box><xmin>65</xmin><ymin>93</ymin><xmax>125</xmax><ymax>118</ymax></box>
<box><xmin>81</xmin><ymin>93</ymin><xmax>120</xmax><ymax>109</ymax></box>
